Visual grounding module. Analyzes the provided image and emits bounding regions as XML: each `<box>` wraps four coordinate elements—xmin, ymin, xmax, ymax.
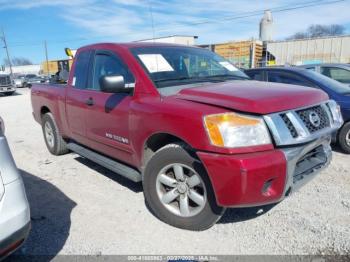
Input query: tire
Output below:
<box><xmin>41</xmin><ymin>113</ymin><xmax>69</xmax><ymax>155</ymax></box>
<box><xmin>143</xmin><ymin>143</ymin><xmax>225</xmax><ymax>231</ymax></box>
<box><xmin>338</xmin><ymin>122</ymin><xmax>350</xmax><ymax>154</ymax></box>
<box><xmin>3</xmin><ymin>91</ymin><xmax>14</xmax><ymax>96</ymax></box>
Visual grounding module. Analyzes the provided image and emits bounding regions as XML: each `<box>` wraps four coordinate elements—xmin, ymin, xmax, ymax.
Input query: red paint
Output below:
<box><xmin>197</xmin><ymin>150</ymin><xmax>287</xmax><ymax>207</ymax></box>
<box><xmin>31</xmin><ymin>43</ymin><xmax>328</xmax><ymax>207</ymax></box>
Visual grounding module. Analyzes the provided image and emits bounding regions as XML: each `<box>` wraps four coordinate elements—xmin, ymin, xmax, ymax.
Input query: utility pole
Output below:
<box><xmin>1</xmin><ymin>28</ymin><xmax>13</xmax><ymax>76</ymax></box>
<box><xmin>44</xmin><ymin>40</ymin><xmax>49</xmax><ymax>76</ymax></box>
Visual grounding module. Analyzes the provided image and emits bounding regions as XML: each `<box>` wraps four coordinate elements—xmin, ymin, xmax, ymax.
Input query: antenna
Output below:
<box><xmin>147</xmin><ymin>0</ymin><xmax>156</xmax><ymax>42</ymax></box>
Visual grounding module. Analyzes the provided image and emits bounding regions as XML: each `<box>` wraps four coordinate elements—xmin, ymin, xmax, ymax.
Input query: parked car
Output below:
<box><xmin>23</xmin><ymin>74</ymin><xmax>45</xmax><ymax>88</ymax></box>
<box><xmin>31</xmin><ymin>43</ymin><xmax>342</xmax><ymax>230</ymax></box>
<box><xmin>0</xmin><ymin>116</ymin><xmax>31</xmax><ymax>258</ymax></box>
<box><xmin>245</xmin><ymin>67</ymin><xmax>350</xmax><ymax>153</ymax></box>
<box><xmin>299</xmin><ymin>63</ymin><xmax>350</xmax><ymax>87</ymax></box>
<box><xmin>13</xmin><ymin>75</ymin><xmax>26</xmax><ymax>88</ymax></box>
<box><xmin>0</xmin><ymin>74</ymin><xmax>16</xmax><ymax>96</ymax></box>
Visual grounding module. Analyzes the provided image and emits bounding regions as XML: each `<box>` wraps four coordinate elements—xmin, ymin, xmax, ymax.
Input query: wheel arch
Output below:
<box><xmin>142</xmin><ymin>132</ymin><xmax>195</xmax><ymax>169</ymax></box>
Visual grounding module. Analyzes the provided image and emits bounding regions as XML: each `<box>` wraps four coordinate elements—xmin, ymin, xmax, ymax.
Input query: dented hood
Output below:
<box><xmin>175</xmin><ymin>80</ymin><xmax>328</xmax><ymax>114</ymax></box>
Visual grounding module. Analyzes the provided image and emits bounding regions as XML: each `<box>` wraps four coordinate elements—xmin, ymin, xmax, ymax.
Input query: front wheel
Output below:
<box><xmin>338</xmin><ymin>122</ymin><xmax>350</xmax><ymax>154</ymax></box>
<box><xmin>42</xmin><ymin>113</ymin><xmax>69</xmax><ymax>155</ymax></box>
<box><xmin>3</xmin><ymin>91</ymin><xmax>15</xmax><ymax>96</ymax></box>
<box><xmin>143</xmin><ymin>144</ymin><xmax>225</xmax><ymax>231</ymax></box>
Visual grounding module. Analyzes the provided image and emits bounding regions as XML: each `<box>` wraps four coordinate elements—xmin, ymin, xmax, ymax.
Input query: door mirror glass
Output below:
<box><xmin>100</xmin><ymin>75</ymin><xmax>133</xmax><ymax>93</ymax></box>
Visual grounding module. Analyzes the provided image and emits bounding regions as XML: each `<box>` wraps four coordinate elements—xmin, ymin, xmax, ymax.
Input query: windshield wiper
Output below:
<box><xmin>202</xmin><ymin>74</ymin><xmax>250</xmax><ymax>80</ymax></box>
<box><xmin>154</xmin><ymin>76</ymin><xmax>193</xmax><ymax>83</ymax></box>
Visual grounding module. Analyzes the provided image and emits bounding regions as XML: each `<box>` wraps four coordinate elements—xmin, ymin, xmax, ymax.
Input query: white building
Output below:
<box><xmin>266</xmin><ymin>35</ymin><xmax>350</xmax><ymax>65</ymax></box>
<box><xmin>1</xmin><ymin>64</ymin><xmax>41</xmax><ymax>75</ymax></box>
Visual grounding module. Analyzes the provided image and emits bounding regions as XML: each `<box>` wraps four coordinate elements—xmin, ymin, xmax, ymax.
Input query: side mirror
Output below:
<box><xmin>100</xmin><ymin>75</ymin><xmax>133</xmax><ymax>94</ymax></box>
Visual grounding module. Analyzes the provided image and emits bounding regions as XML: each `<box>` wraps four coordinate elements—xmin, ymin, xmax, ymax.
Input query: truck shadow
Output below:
<box><xmin>74</xmin><ymin>156</ymin><xmax>143</xmax><ymax>193</ymax></box>
<box><xmin>0</xmin><ymin>92</ymin><xmax>22</xmax><ymax>97</ymax></box>
<box><xmin>10</xmin><ymin>170</ymin><xmax>76</xmax><ymax>259</ymax></box>
<box><xmin>218</xmin><ymin>204</ymin><xmax>277</xmax><ymax>224</ymax></box>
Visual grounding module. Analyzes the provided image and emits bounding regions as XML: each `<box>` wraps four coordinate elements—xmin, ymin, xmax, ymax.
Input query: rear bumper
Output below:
<box><xmin>0</xmin><ymin>221</ymin><xmax>30</xmax><ymax>258</ymax></box>
<box><xmin>197</xmin><ymin>136</ymin><xmax>332</xmax><ymax>207</ymax></box>
<box><xmin>0</xmin><ymin>178</ymin><xmax>31</xmax><ymax>257</ymax></box>
<box><xmin>0</xmin><ymin>136</ymin><xmax>31</xmax><ymax>258</ymax></box>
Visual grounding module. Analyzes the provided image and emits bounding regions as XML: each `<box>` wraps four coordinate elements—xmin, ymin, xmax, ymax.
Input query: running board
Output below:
<box><xmin>67</xmin><ymin>143</ymin><xmax>142</xmax><ymax>182</ymax></box>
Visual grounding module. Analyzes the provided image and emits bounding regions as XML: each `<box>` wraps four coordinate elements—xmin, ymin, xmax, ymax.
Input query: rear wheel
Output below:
<box><xmin>338</xmin><ymin>122</ymin><xmax>350</xmax><ymax>154</ymax></box>
<box><xmin>42</xmin><ymin>113</ymin><xmax>69</xmax><ymax>155</ymax></box>
<box><xmin>3</xmin><ymin>91</ymin><xmax>14</xmax><ymax>96</ymax></box>
<box><xmin>143</xmin><ymin>143</ymin><xmax>225</xmax><ymax>231</ymax></box>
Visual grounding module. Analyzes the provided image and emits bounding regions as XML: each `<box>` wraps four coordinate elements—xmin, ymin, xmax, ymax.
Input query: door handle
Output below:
<box><xmin>85</xmin><ymin>97</ymin><xmax>94</xmax><ymax>106</ymax></box>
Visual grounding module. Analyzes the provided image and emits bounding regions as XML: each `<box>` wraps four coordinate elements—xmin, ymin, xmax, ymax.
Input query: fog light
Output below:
<box><xmin>262</xmin><ymin>179</ymin><xmax>274</xmax><ymax>196</ymax></box>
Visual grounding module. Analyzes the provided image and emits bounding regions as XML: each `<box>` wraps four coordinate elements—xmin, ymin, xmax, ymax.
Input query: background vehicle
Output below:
<box><xmin>31</xmin><ymin>43</ymin><xmax>342</xmax><ymax>230</ymax></box>
<box><xmin>299</xmin><ymin>63</ymin><xmax>350</xmax><ymax>87</ymax></box>
<box><xmin>23</xmin><ymin>74</ymin><xmax>45</xmax><ymax>88</ymax></box>
<box><xmin>0</xmin><ymin>74</ymin><xmax>16</xmax><ymax>96</ymax></box>
<box><xmin>0</xmin><ymin>116</ymin><xmax>31</xmax><ymax>258</ymax></box>
<box><xmin>245</xmin><ymin>67</ymin><xmax>350</xmax><ymax>153</ymax></box>
<box><xmin>13</xmin><ymin>75</ymin><xmax>26</xmax><ymax>88</ymax></box>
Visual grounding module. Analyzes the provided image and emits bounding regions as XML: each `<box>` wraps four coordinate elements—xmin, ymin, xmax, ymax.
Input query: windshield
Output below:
<box><xmin>131</xmin><ymin>46</ymin><xmax>249</xmax><ymax>88</ymax></box>
<box><xmin>301</xmin><ymin>70</ymin><xmax>350</xmax><ymax>95</ymax></box>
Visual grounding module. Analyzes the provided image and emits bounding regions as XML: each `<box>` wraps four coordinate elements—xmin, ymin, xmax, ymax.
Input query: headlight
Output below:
<box><xmin>328</xmin><ymin>100</ymin><xmax>343</xmax><ymax>125</ymax></box>
<box><xmin>0</xmin><ymin>116</ymin><xmax>4</xmax><ymax>135</ymax></box>
<box><xmin>203</xmin><ymin>113</ymin><xmax>271</xmax><ymax>148</ymax></box>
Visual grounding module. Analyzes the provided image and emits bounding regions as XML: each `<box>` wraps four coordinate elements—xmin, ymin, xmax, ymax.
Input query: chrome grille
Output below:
<box><xmin>0</xmin><ymin>76</ymin><xmax>11</xmax><ymax>86</ymax></box>
<box><xmin>296</xmin><ymin>106</ymin><xmax>330</xmax><ymax>133</ymax></box>
<box><xmin>263</xmin><ymin>100</ymin><xmax>343</xmax><ymax>146</ymax></box>
<box><xmin>281</xmin><ymin>113</ymin><xmax>298</xmax><ymax>138</ymax></box>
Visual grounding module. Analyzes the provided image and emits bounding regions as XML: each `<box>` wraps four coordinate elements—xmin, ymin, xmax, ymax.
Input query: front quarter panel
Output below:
<box><xmin>130</xmin><ymin>95</ymin><xmax>273</xmax><ymax>168</ymax></box>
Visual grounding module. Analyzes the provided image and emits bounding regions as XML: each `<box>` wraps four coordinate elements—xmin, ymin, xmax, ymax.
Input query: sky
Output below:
<box><xmin>0</xmin><ymin>0</ymin><xmax>350</xmax><ymax>64</ymax></box>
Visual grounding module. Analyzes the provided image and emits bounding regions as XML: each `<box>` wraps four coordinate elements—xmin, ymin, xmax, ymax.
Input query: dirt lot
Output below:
<box><xmin>1</xmin><ymin>88</ymin><xmax>350</xmax><ymax>256</ymax></box>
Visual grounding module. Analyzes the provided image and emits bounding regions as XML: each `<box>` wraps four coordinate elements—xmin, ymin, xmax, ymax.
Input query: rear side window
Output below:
<box><xmin>246</xmin><ymin>70</ymin><xmax>264</xmax><ymax>81</ymax></box>
<box><xmin>72</xmin><ymin>50</ymin><xmax>92</xmax><ymax>89</ymax></box>
<box><xmin>321</xmin><ymin>67</ymin><xmax>350</xmax><ymax>83</ymax></box>
<box><xmin>267</xmin><ymin>71</ymin><xmax>314</xmax><ymax>87</ymax></box>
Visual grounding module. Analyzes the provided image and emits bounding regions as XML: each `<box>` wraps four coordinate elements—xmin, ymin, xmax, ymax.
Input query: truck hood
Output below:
<box><xmin>175</xmin><ymin>80</ymin><xmax>328</xmax><ymax>114</ymax></box>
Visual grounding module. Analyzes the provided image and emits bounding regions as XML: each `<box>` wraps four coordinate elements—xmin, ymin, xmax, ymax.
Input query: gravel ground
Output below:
<box><xmin>1</xmin><ymin>89</ymin><xmax>350</xmax><ymax>256</ymax></box>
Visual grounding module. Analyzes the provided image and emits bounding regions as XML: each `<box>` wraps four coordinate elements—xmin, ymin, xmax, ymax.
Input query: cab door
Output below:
<box><xmin>84</xmin><ymin>50</ymin><xmax>136</xmax><ymax>163</ymax></box>
<box><xmin>66</xmin><ymin>50</ymin><xmax>93</xmax><ymax>141</ymax></box>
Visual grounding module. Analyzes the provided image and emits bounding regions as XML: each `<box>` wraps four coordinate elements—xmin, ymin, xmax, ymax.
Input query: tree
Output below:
<box><xmin>287</xmin><ymin>24</ymin><xmax>345</xmax><ymax>40</ymax></box>
<box><xmin>3</xmin><ymin>57</ymin><xmax>33</xmax><ymax>66</ymax></box>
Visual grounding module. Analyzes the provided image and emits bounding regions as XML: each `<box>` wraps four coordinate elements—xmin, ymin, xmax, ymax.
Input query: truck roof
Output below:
<box><xmin>77</xmin><ymin>42</ymin><xmax>199</xmax><ymax>51</ymax></box>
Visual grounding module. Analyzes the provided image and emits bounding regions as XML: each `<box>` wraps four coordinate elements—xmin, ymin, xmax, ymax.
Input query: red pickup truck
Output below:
<box><xmin>31</xmin><ymin>43</ymin><xmax>343</xmax><ymax>230</ymax></box>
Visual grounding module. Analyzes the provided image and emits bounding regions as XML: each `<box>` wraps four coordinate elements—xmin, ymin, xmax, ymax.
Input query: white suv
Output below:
<box><xmin>0</xmin><ymin>116</ymin><xmax>30</xmax><ymax>258</ymax></box>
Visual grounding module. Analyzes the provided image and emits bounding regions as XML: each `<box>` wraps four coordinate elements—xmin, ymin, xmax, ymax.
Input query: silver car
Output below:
<box><xmin>0</xmin><ymin>116</ymin><xmax>30</xmax><ymax>258</ymax></box>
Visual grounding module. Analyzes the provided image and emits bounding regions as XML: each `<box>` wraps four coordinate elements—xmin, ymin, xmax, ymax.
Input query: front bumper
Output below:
<box><xmin>0</xmin><ymin>86</ymin><xmax>16</xmax><ymax>93</ymax></box>
<box><xmin>197</xmin><ymin>136</ymin><xmax>332</xmax><ymax>207</ymax></box>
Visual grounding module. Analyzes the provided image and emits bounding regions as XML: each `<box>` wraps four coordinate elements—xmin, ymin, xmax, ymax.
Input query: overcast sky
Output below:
<box><xmin>0</xmin><ymin>0</ymin><xmax>350</xmax><ymax>64</ymax></box>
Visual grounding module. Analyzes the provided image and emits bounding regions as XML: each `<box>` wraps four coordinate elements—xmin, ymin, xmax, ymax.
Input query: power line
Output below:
<box><xmin>4</xmin><ymin>0</ymin><xmax>348</xmax><ymax>48</ymax></box>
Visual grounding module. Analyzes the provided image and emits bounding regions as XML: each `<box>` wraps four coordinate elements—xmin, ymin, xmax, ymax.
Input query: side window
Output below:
<box><xmin>72</xmin><ymin>51</ymin><xmax>91</xmax><ymax>89</ymax></box>
<box><xmin>92</xmin><ymin>53</ymin><xmax>135</xmax><ymax>91</ymax></box>
<box><xmin>246</xmin><ymin>71</ymin><xmax>263</xmax><ymax>81</ymax></box>
<box><xmin>321</xmin><ymin>67</ymin><xmax>350</xmax><ymax>83</ymax></box>
<box><xmin>268</xmin><ymin>71</ymin><xmax>313</xmax><ymax>87</ymax></box>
